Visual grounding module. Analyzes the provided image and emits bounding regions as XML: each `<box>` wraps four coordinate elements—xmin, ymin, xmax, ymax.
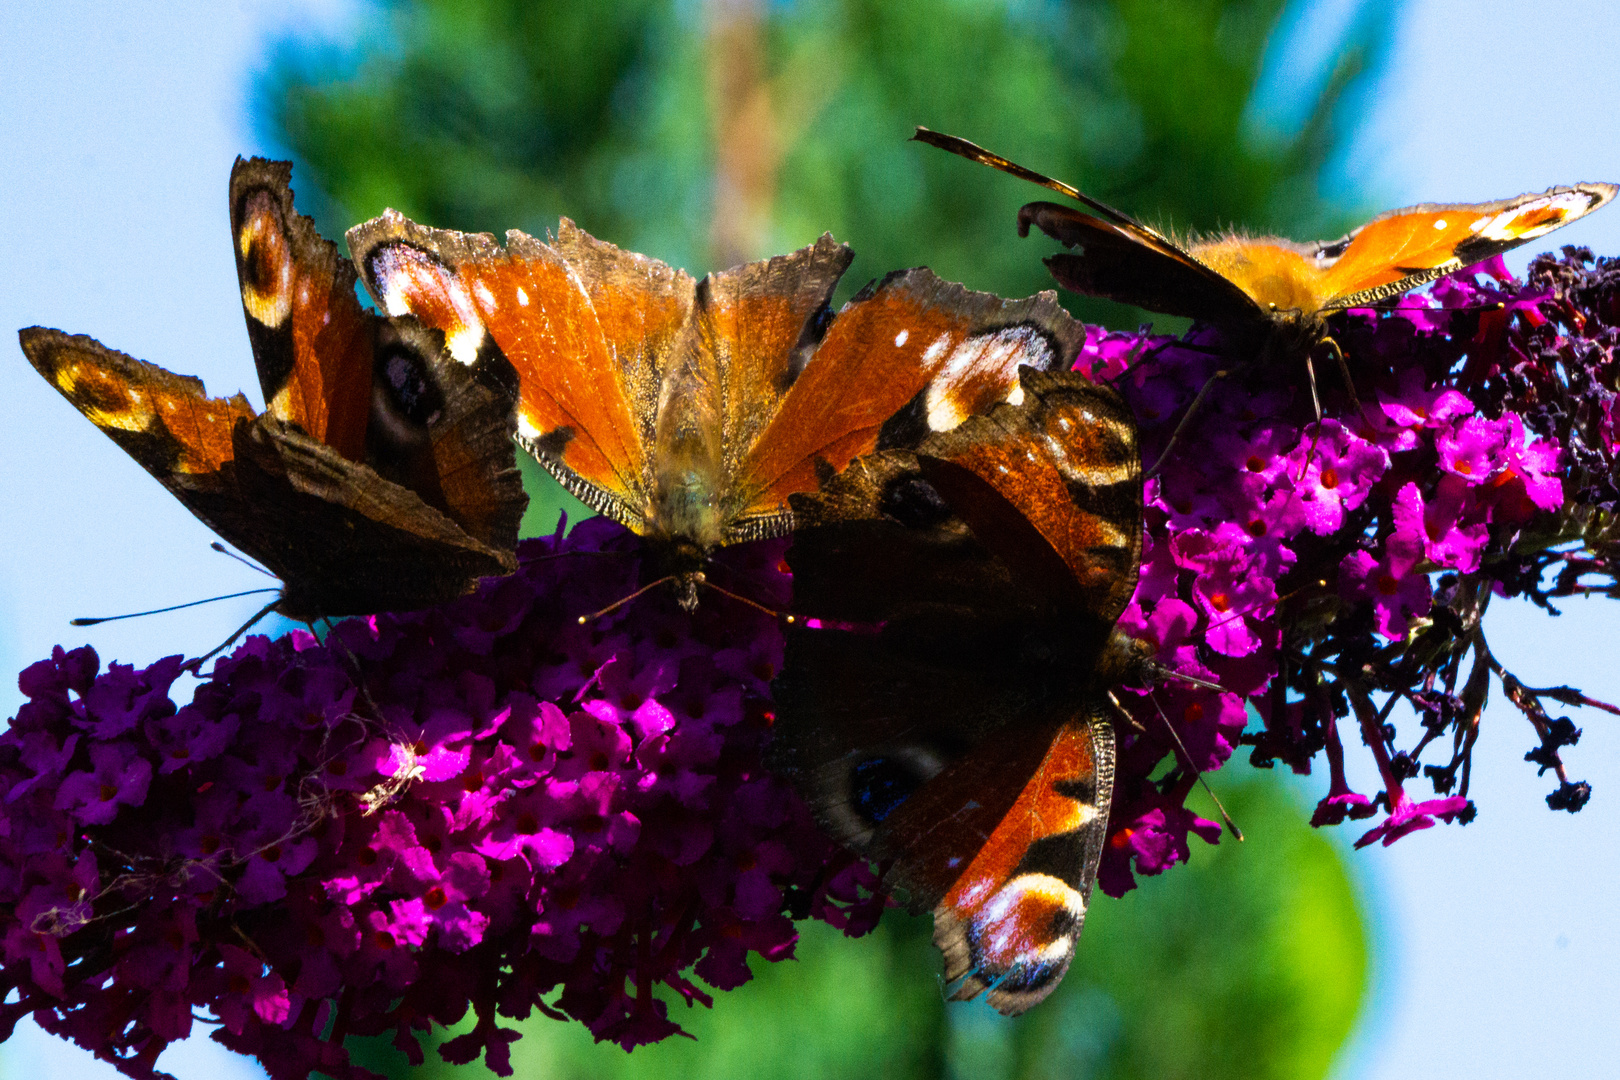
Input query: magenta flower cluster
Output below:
<box><xmin>0</xmin><ymin>518</ymin><xmax>881</xmax><ymax>1078</ymax></box>
<box><xmin>7</xmin><ymin>249</ymin><xmax>1620</xmax><ymax>1075</ymax></box>
<box><xmin>1070</xmin><ymin>250</ymin><xmax>1612</xmax><ymax>891</ymax></box>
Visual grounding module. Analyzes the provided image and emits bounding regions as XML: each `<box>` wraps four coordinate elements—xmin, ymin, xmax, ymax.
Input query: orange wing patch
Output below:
<box><xmin>229</xmin><ymin>158</ymin><xmax>372</xmax><ymax>461</ymax></box>
<box><xmin>350</xmin><ymin>214</ymin><xmax>655</xmax><ymax>529</ymax></box>
<box><xmin>934</xmin><ymin>714</ymin><xmax>1113</xmax><ymax>1015</ymax></box>
<box><xmin>1319</xmin><ymin>185</ymin><xmax>1618</xmax><ymax>307</ymax></box>
<box><xmin>731</xmin><ymin>273</ymin><xmax>1082</xmax><ymax>525</ymax></box>
<box><xmin>22</xmin><ymin>328</ymin><xmax>252</xmax><ymax>478</ymax></box>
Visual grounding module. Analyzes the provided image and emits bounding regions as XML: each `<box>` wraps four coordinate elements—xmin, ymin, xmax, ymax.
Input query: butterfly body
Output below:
<box><xmin>348</xmin><ymin>212</ymin><xmax>1090</xmax><ymax>609</ymax></box>
<box><xmin>923</xmin><ymin>128</ymin><xmax>1616</xmax><ymax>352</ymax></box>
<box><xmin>771</xmin><ymin>367</ymin><xmax>1146</xmax><ymax>1014</ymax></box>
<box><xmin>21</xmin><ymin>158</ymin><xmax>525</xmax><ymax>622</ymax></box>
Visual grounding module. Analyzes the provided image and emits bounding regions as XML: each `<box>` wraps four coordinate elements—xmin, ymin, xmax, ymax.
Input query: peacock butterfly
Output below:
<box><xmin>914</xmin><ymin>127</ymin><xmax>1616</xmax><ymax>355</ymax></box>
<box><xmin>19</xmin><ymin>157</ymin><xmax>527</xmax><ymax>623</ymax></box>
<box><xmin>345</xmin><ymin>213</ymin><xmax>1085</xmax><ymax>609</ymax></box>
<box><xmin>769</xmin><ymin>365</ymin><xmax>1147</xmax><ymax>1015</ymax></box>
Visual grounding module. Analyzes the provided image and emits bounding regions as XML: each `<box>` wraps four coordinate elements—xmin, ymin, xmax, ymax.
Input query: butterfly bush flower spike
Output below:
<box><xmin>9</xmin><ymin>241</ymin><xmax>1620</xmax><ymax>1070</ymax></box>
<box><xmin>0</xmin><ymin>520</ymin><xmax>881</xmax><ymax>1079</ymax></box>
<box><xmin>1077</xmin><ymin>248</ymin><xmax>1619</xmax><ymax>888</ymax></box>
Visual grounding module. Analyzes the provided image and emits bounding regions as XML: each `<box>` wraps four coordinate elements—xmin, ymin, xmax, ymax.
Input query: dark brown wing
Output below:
<box><xmin>20</xmin><ymin>327</ymin><xmax>520</xmax><ymax>620</ymax></box>
<box><xmin>1021</xmin><ymin>203</ymin><xmax>1264</xmax><ymax>322</ymax></box>
<box><xmin>913</xmin><ymin>128</ymin><xmax>1261</xmax><ymax>322</ymax></box>
<box><xmin>360</xmin><ymin>318</ymin><xmax>526</xmax><ymax>559</ymax></box>
<box><xmin>232</xmin><ymin>416</ymin><xmax>517</xmax><ymax>620</ymax></box>
<box><xmin>769</xmin><ymin>368</ymin><xmax>1141</xmax><ymax>1015</ymax></box>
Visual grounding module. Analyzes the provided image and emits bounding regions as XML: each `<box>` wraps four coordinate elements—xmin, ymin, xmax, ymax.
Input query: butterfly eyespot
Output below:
<box><xmin>1434</xmin><ymin>219</ymin><xmax>1448</xmax><ymax>230</ymax></box>
<box><xmin>516</xmin><ymin>286</ymin><xmax>530</xmax><ymax>306</ymax></box>
<box><xmin>894</xmin><ymin>329</ymin><xmax>909</xmax><ymax>347</ymax></box>
<box><xmin>849</xmin><ymin>756</ymin><xmax>926</xmax><ymax>826</ymax></box>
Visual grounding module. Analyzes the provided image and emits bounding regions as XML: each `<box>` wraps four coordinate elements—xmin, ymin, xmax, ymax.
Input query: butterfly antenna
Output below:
<box><xmin>1141</xmin><ymin>691</ymin><xmax>1243</xmax><ymax>841</ymax></box>
<box><xmin>210</xmin><ymin>541</ymin><xmax>276</xmax><ymax>578</ymax></box>
<box><xmin>911</xmin><ymin>127</ymin><xmax>1151</xmax><ymax>235</ymax></box>
<box><xmin>182</xmin><ymin>599</ymin><xmax>281</xmax><ymax>675</ymax></box>
<box><xmin>577</xmin><ymin>575</ymin><xmax>678</xmax><ymax>625</ymax></box>
<box><xmin>520</xmin><ymin>548</ymin><xmax>637</xmax><ymax>566</ymax></box>
<box><xmin>1148</xmin><ymin>663</ymin><xmax>1225</xmax><ymax>694</ymax></box>
<box><xmin>698</xmin><ymin>576</ymin><xmax>797</xmax><ymax>623</ymax></box>
<box><xmin>70</xmin><ymin>587</ymin><xmax>282</xmax><ymax>626</ymax></box>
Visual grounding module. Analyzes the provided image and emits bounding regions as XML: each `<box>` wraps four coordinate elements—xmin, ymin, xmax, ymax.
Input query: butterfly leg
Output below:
<box><xmin>1145</xmin><ymin>366</ymin><xmax>1231</xmax><ymax>479</ymax></box>
<box><xmin>1321</xmin><ymin>335</ymin><xmax>1375</xmax><ymax>430</ymax></box>
<box><xmin>182</xmin><ymin>598</ymin><xmax>281</xmax><ymax>674</ymax></box>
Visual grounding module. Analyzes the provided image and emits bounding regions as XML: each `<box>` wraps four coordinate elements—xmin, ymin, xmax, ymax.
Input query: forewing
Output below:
<box><xmin>348</xmin><ymin>212</ymin><xmax>660</xmax><ymax>530</ymax></box>
<box><xmin>910</xmin><ymin>128</ymin><xmax>1258</xmax><ymax>322</ymax></box>
<box><xmin>20</xmin><ymin>327</ymin><xmax>253</xmax><ymax>502</ymax></box>
<box><xmin>1020</xmin><ymin>202</ymin><xmax>1262</xmax><ymax>322</ymax></box>
<box><xmin>229</xmin><ymin>157</ymin><xmax>372</xmax><ymax>461</ymax></box>
<box><xmin>1318</xmin><ymin>183</ymin><xmax>1618</xmax><ymax>309</ymax></box>
<box><xmin>729</xmin><ymin>271</ymin><xmax>1084</xmax><ymax>539</ymax></box>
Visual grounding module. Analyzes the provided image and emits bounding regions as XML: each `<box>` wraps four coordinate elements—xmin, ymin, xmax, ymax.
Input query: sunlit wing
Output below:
<box><xmin>730</xmin><ymin>270</ymin><xmax>1083</xmax><ymax>531</ymax></box>
<box><xmin>230</xmin><ymin>157</ymin><xmax>373</xmax><ymax>461</ymax></box>
<box><xmin>348</xmin><ymin>213</ymin><xmax>658</xmax><ymax>530</ymax></box>
<box><xmin>1319</xmin><ymin>184</ymin><xmax>1619</xmax><ymax>309</ymax></box>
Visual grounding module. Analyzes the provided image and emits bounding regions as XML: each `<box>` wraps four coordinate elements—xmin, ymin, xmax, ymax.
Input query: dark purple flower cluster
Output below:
<box><xmin>1070</xmin><ymin>252</ymin><xmax>1615</xmax><ymax>892</ymax></box>
<box><xmin>0</xmin><ymin>518</ymin><xmax>882</xmax><ymax>1079</ymax></box>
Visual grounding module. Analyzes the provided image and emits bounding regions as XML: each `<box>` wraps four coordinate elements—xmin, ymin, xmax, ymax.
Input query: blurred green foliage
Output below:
<box><xmin>265</xmin><ymin>2</ymin><xmax>1380</xmax><ymax>1074</ymax></box>
<box><xmin>335</xmin><ymin>778</ymin><xmax>1366</xmax><ymax>1080</ymax></box>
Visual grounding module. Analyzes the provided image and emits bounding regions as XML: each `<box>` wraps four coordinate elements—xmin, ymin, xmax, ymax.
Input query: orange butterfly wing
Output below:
<box><xmin>348</xmin><ymin>214</ymin><xmax>662</xmax><ymax>529</ymax></box>
<box><xmin>729</xmin><ymin>272</ymin><xmax>1086</xmax><ymax>533</ymax></box>
<box><xmin>21</xmin><ymin>328</ymin><xmax>254</xmax><ymax>483</ymax></box>
<box><xmin>229</xmin><ymin>158</ymin><xmax>373</xmax><ymax>461</ymax></box>
<box><xmin>1318</xmin><ymin>184</ymin><xmax>1619</xmax><ymax>308</ymax></box>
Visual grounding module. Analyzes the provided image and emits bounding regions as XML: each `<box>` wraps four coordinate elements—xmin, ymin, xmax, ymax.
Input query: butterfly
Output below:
<box><xmin>346</xmin><ymin>213</ymin><xmax>1089</xmax><ymax>610</ymax></box>
<box><xmin>768</xmin><ymin>365</ymin><xmax>1147</xmax><ymax>1014</ymax></box>
<box><xmin>19</xmin><ymin>157</ymin><xmax>527</xmax><ymax>624</ymax></box>
<box><xmin>914</xmin><ymin>127</ymin><xmax>1617</xmax><ymax>353</ymax></box>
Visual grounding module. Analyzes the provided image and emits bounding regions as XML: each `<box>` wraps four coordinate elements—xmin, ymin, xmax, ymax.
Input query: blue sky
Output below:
<box><xmin>1</xmin><ymin>2</ymin><xmax>1617</xmax><ymax>1078</ymax></box>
